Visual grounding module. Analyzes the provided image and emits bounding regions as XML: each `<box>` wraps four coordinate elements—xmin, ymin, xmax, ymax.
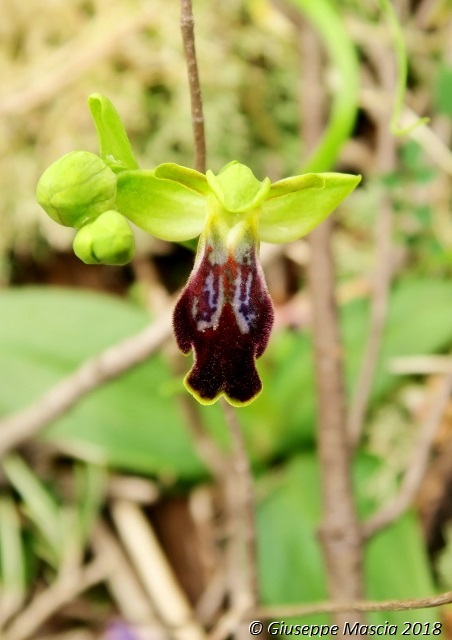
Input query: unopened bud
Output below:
<box><xmin>36</xmin><ymin>151</ymin><xmax>117</xmax><ymax>228</ymax></box>
<box><xmin>73</xmin><ymin>210</ymin><xmax>135</xmax><ymax>265</ymax></box>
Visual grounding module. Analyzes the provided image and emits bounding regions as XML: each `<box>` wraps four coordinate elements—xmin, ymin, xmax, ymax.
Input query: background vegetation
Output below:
<box><xmin>1</xmin><ymin>0</ymin><xmax>452</xmax><ymax>638</ymax></box>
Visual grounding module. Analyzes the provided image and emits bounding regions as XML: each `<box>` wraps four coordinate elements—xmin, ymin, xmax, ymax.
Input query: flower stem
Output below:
<box><xmin>180</xmin><ymin>0</ymin><xmax>206</xmax><ymax>173</ymax></box>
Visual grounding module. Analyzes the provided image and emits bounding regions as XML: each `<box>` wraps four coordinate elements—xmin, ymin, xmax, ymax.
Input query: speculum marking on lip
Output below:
<box><xmin>173</xmin><ymin>239</ymin><xmax>274</xmax><ymax>406</ymax></box>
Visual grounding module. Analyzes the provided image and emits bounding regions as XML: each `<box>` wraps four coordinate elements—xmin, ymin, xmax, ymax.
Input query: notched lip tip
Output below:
<box><xmin>183</xmin><ymin>378</ymin><xmax>262</xmax><ymax>408</ymax></box>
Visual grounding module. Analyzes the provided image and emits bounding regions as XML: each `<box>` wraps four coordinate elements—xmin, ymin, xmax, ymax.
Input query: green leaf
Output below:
<box><xmin>241</xmin><ymin>278</ymin><xmax>452</xmax><ymax>455</ymax></box>
<box><xmin>88</xmin><ymin>94</ymin><xmax>139</xmax><ymax>173</ymax></box>
<box><xmin>2</xmin><ymin>456</ymin><xmax>62</xmax><ymax>567</ymax></box>
<box><xmin>0</xmin><ymin>288</ymin><xmax>207</xmax><ymax>479</ymax></box>
<box><xmin>435</xmin><ymin>65</ymin><xmax>452</xmax><ymax>117</ymax></box>
<box><xmin>206</xmin><ymin>162</ymin><xmax>271</xmax><ymax>213</ymax></box>
<box><xmin>257</xmin><ymin>456</ymin><xmax>326</xmax><ymax>625</ymax></box>
<box><xmin>285</xmin><ymin>0</ymin><xmax>359</xmax><ymax>172</ymax></box>
<box><xmin>260</xmin><ymin>173</ymin><xmax>361</xmax><ymax>243</ymax></box>
<box><xmin>74</xmin><ymin>465</ymin><xmax>106</xmax><ymax>546</ymax></box>
<box><xmin>116</xmin><ymin>170</ymin><xmax>206</xmax><ymax>241</ymax></box>
<box><xmin>0</xmin><ymin>497</ymin><xmax>25</xmax><ymax>593</ymax></box>
<box><xmin>258</xmin><ymin>454</ymin><xmax>438</xmax><ymax>626</ymax></box>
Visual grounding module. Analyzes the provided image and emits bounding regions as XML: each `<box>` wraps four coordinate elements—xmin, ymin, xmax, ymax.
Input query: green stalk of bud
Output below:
<box><xmin>73</xmin><ymin>210</ymin><xmax>135</xmax><ymax>265</ymax></box>
<box><xmin>36</xmin><ymin>151</ymin><xmax>117</xmax><ymax>228</ymax></box>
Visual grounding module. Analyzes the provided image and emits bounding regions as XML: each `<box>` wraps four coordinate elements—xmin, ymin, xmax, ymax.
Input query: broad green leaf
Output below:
<box><xmin>2</xmin><ymin>279</ymin><xmax>452</xmax><ymax>480</ymax></box>
<box><xmin>257</xmin><ymin>455</ymin><xmax>326</xmax><ymax>626</ymax></box>
<box><xmin>206</xmin><ymin>162</ymin><xmax>271</xmax><ymax>213</ymax></box>
<box><xmin>0</xmin><ymin>288</ymin><xmax>206</xmax><ymax>479</ymax></box>
<box><xmin>88</xmin><ymin>94</ymin><xmax>139</xmax><ymax>173</ymax></box>
<box><xmin>260</xmin><ymin>173</ymin><xmax>361</xmax><ymax>243</ymax></box>
<box><xmin>257</xmin><ymin>454</ymin><xmax>438</xmax><ymax>626</ymax></box>
<box><xmin>116</xmin><ymin>170</ymin><xmax>206</xmax><ymax>241</ymax></box>
<box><xmin>250</xmin><ymin>277</ymin><xmax>452</xmax><ymax>452</ymax></box>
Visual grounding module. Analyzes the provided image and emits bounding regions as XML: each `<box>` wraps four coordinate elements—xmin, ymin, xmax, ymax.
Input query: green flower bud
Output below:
<box><xmin>36</xmin><ymin>151</ymin><xmax>117</xmax><ymax>228</ymax></box>
<box><xmin>73</xmin><ymin>210</ymin><xmax>135</xmax><ymax>265</ymax></box>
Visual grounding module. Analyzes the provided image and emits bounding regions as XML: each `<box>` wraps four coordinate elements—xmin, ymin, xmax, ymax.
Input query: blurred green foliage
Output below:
<box><xmin>1</xmin><ymin>0</ymin><xmax>452</xmax><ymax>627</ymax></box>
<box><xmin>1</xmin><ymin>279</ymin><xmax>451</xmax><ymax>615</ymax></box>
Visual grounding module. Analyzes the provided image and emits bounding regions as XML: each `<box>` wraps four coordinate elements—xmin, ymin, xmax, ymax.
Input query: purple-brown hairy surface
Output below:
<box><xmin>173</xmin><ymin>239</ymin><xmax>274</xmax><ymax>405</ymax></box>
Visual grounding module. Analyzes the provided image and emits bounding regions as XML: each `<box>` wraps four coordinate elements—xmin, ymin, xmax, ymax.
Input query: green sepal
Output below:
<box><xmin>206</xmin><ymin>161</ymin><xmax>271</xmax><ymax>213</ymax></box>
<box><xmin>116</xmin><ymin>170</ymin><xmax>206</xmax><ymax>242</ymax></box>
<box><xmin>73</xmin><ymin>210</ymin><xmax>135</xmax><ymax>265</ymax></box>
<box><xmin>88</xmin><ymin>94</ymin><xmax>139</xmax><ymax>173</ymax></box>
<box><xmin>36</xmin><ymin>151</ymin><xmax>117</xmax><ymax>228</ymax></box>
<box><xmin>260</xmin><ymin>172</ymin><xmax>361</xmax><ymax>243</ymax></box>
<box><xmin>154</xmin><ymin>163</ymin><xmax>210</xmax><ymax>196</ymax></box>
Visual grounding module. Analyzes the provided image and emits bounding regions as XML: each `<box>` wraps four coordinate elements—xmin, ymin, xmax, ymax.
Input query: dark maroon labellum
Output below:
<box><xmin>173</xmin><ymin>238</ymin><xmax>274</xmax><ymax>405</ymax></box>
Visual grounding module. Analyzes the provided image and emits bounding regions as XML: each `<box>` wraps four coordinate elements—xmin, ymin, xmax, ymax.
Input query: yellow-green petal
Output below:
<box><xmin>206</xmin><ymin>161</ymin><xmax>271</xmax><ymax>213</ymax></box>
<box><xmin>260</xmin><ymin>172</ymin><xmax>361</xmax><ymax>243</ymax></box>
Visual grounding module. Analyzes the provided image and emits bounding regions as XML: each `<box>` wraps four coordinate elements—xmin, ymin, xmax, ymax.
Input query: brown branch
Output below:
<box><xmin>0</xmin><ymin>307</ymin><xmax>173</xmax><ymax>458</ymax></box>
<box><xmin>2</xmin><ymin>558</ymin><xmax>108</xmax><ymax>640</ymax></box>
<box><xmin>299</xmin><ymin>18</ymin><xmax>364</xmax><ymax>625</ymax></box>
<box><xmin>256</xmin><ymin>590</ymin><xmax>452</xmax><ymax>619</ymax></box>
<box><xmin>347</xmin><ymin>195</ymin><xmax>393</xmax><ymax>446</ymax></box>
<box><xmin>348</xmin><ymin>39</ymin><xmax>397</xmax><ymax>447</ymax></box>
<box><xmin>362</xmin><ymin>374</ymin><xmax>452</xmax><ymax>539</ymax></box>
<box><xmin>308</xmin><ymin>220</ymin><xmax>364</xmax><ymax>613</ymax></box>
<box><xmin>221</xmin><ymin>400</ymin><xmax>259</xmax><ymax>611</ymax></box>
<box><xmin>179</xmin><ymin>396</ymin><xmax>227</xmax><ymax>480</ymax></box>
<box><xmin>180</xmin><ymin>0</ymin><xmax>206</xmax><ymax>173</ymax></box>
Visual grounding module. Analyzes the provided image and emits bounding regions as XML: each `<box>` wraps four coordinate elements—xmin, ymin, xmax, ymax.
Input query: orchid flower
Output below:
<box><xmin>37</xmin><ymin>95</ymin><xmax>361</xmax><ymax>407</ymax></box>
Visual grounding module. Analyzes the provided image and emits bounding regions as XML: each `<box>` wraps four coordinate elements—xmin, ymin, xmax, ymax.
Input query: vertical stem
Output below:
<box><xmin>348</xmin><ymin>45</ymin><xmax>396</xmax><ymax>447</ymax></box>
<box><xmin>308</xmin><ymin>221</ymin><xmax>365</xmax><ymax>620</ymax></box>
<box><xmin>300</xmin><ymin>19</ymin><xmax>365</xmax><ymax>626</ymax></box>
<box><xmin>180</xmin><ymin>0</ymin><xmax>207</xmax><ymax>173</ymax></box>
<box><xmin>221</xmin><ymin>400</ymin><xmax>259</xmax><ymax>611</ymax></box>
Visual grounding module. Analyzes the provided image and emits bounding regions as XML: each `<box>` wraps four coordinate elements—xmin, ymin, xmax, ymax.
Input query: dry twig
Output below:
<box><xmin>348</xmin><ymin>47</ymin><xmax>396</xmax><ymax>447</ymax></box>
<box><xmin>256</xmin><ymin>590</ymin><xmax>452</xmax><ymax>619</ymax></box>
<box><xmin>300</xmin><ymin>18</ymin><xmax>364</xmax><ymax>623</ymax></box>
<box><xmin>111</xmin><ymin>501</ymin><xmax>207</xmax><ymax>640</ymax></box>
<box><xmin>2</xmin><ymin>558</ymin><xmax>108</xmax><ymax>640</ymax></box>
<box><xmin>221</xmin><ymin>400</ymin><xmax>259</xmax><ymax>611</ymax></box>
<box><xmin>0</xmin><ymin>307</ymin><xmax>173</xmax><ymax>459</ymax></box>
